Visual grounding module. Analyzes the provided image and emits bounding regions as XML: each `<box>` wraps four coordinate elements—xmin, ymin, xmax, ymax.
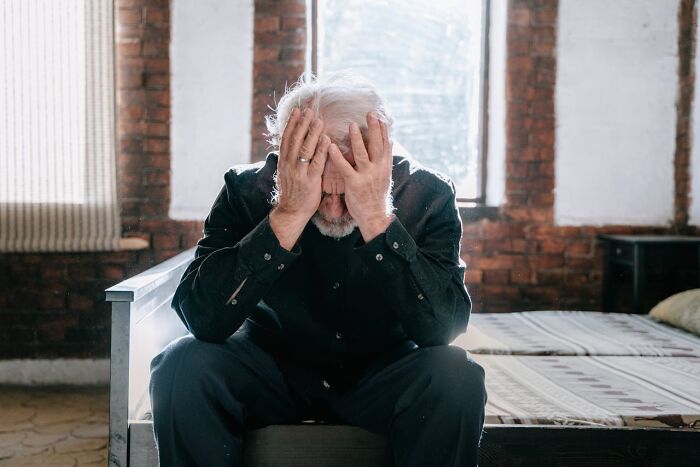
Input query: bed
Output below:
<box><xmin>450</xmin><ymin>310</ymin><xmax>700</xmax><ymax>432</ymax></box>
<box><xmin>453</xmin><ymin>310</ymin><xmax>700</xmax><ymax>357</ymax></box>
<box><xmin>107</xmin><ymin>249</ymin><xmax>700</xmax><ymax>467</ymax></box>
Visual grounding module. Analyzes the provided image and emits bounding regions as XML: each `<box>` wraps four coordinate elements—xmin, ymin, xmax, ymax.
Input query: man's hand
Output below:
<box><xmin>270</xmin><ymin>107</ymin><xmax>331</xmax><ymax>250</ymax></box>
<box><xmin>328</xmin><ymin>112</ymin><xmax>394</xmax><ymax>242</ymax></box>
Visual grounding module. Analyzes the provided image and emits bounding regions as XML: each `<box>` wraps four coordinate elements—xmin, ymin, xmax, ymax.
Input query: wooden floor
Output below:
<box><xmin>2</xmin><ymin>385</ymin><xmax>698</xmax><ymax>466</ymax></box>
<box><xmin>0</xmin><ymin>385</ymin><xmax>108</xmax><ymax>466</ymax></box>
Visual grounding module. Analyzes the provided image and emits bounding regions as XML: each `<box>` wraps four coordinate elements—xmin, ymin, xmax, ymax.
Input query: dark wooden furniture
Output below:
<box><xmin>108</xmin><ymin>247</ymin><xmax>700</xmax><ymax>467</ymax></box>
<box><xmin>598</xmin><ymin>234</ymin><xmax>700</xmax><ymax>313</ymax></box>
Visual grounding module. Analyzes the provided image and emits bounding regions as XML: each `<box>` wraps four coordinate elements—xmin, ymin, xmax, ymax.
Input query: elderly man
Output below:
<box><xmin>149</xmin><ymin>73</ymin><xmax>487</xmax><ymax>467</ymax></box>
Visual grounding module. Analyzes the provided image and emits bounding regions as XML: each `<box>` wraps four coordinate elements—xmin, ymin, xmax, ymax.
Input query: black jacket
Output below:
<box><xmin>171</xmin><ymin>152</ymin><xmax>472</xmax><ymax>395</ymax></box>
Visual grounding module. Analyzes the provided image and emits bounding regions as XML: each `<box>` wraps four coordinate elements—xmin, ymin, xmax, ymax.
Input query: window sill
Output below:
<box><xmin>458</xmin><ymin>203</ymin><xmax>501</xmax><ymax>222</ymax></box>
<box><xmin>119</xmin><ymin>237</ymin><xmax>150</xmax><ymax>251</ymax></box>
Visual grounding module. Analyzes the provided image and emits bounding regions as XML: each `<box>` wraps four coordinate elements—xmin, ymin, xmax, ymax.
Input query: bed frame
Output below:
<box><xmin>106</xmin><ymin>247</ymin><xmax>700</xmax><ymax>467</ymax></box>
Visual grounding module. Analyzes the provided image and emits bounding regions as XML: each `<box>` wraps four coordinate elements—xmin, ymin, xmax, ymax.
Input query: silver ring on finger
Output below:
<box><xmin>297</xmin><ymin>155</ymin><xmax>312</xmax><ymax>164</ymax></box>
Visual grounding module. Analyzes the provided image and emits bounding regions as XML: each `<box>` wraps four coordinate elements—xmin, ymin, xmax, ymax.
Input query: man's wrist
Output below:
<box><xmin>269</xmin><ymin>207</ymin><xmax>309</xmax><ymax>251</ymax></box>
<box><xmin>358</xmin><ymin>213</ymin><xmax>395</xmax><ymax>242</ymax></box>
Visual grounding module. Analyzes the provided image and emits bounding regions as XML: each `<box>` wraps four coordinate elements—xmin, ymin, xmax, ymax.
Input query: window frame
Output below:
<box><xmin>308</xmin><ymin>0</ymin><xmax>492</xmax><ymax>206</ymax></box>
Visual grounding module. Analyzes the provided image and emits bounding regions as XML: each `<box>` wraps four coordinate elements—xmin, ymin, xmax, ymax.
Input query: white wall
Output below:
<box><xmin>554</xmin><ymin>0</ymin><xmax>679</xmax><ymax>226</ymax></box>
<box><xmin>690</xmin><ymin>8</ymin><xmax>700</xmax><ymax>226</ymax></box>
<box><xmin>486</xmin><ymin>0</ymin><xmax>506</xmax><ymax>206</ymax></box>
<box><xmin>170</xmin><ymin>0</ymin><xmax>254</xmax><ymax>220</ymax></box>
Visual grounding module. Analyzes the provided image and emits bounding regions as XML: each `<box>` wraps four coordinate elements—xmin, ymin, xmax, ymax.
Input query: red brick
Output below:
<box><xmin>118</xmin><ymin>40</ymin><xmax>141</xmax><ymax>57</ymax></box>
<box><xmin>539</xmin><ymin>238</ymin><xmax>565</xmax><ymax>254</ymax></box>
<box><xmin>566</xmin><ymin>240</ymin><xmax>593</xmax><ymax>257</ymax></box>
<box><xmin>142</xmin><ymin>40</ymin><xmax>168</xmax><ymax>57</ymax></box>
<box><xmin>280</xmin><ymin>48</ymin><xmax>305</xmax><ymax>62</ymax></box>
<box><xmin>256</xmin><ymin>16</ymin><xmax>280</xmax><ymax>32</ymax></box>
<box><xmin>153</xmin><ymin>234</ymin><xmax>180</xmax><ymax>251</ymax></box>
<box><xmin>511</xmin><ymin>268</ymin><xmax>535</xmax><ymax>284</ymax></box>
<box><xmin>465</xmin><ymin>269</ymin><xmax>483</xmax><ymax>284</ymax></box>
<box><xmin>118</xmin><ymin>8</ymin><xmax>142</xmax><ymax>25</ymax></box>
<box><xmin>532</xmin><ymin>255</ymin><xmax>564</xmax><ymax>268</ymax></box>
<box><xmin>69</xmin><ymin>294</ymin><xmax>95</xmax><ymax>311</ymax></box>
<box><xmin>145</xmin><ymin>7</ymin><xmax>168</xmax><ymax>24</ymax></box>
<box><xmin>144</xmin><ymin>58</ymin><xmax>169</xmax><ymax>73</ymax></box>
<box><xmin>144</xmin><ymin>73</ymin><xmax>169</xmax><ymax>88</ymax></box>
<box><xmin>255</xmin><ymin>31</ymin><xmax>305</xmax><ymax>47</ymax></box>
<box><xmin>536</xmin><ymin>269</ymin><xmax>566</xmax><ymax>285</ymax></box>
<box><xmin>509</xmin><ymin>7</ymin><xmax>530</xmax><ymax>26</ymax></box>
<box><xmin>476</xmin><ymin>255</ymin><xmax>526</xmax><ymax>269</ymax></box>
<box><xmin>146</xmin><ymin>106</ymin><xmax>170</xmax><ymax>122</ymax></box>
<box><xmin>256</xmin><ymin>2</ymin><xmax>305</xmax><ymax>17</ymax></box>
<box><xmin>146</xmin><ymin>138</ymin><xmax>169</xmax><ymax>154</ymax></box>
<box><xmin>255</xmin><ymin>46</ymin><xmax>280</xmax><ymax>62</ymax></box>
<box><xmin>100</xmin><ymin>265</ymin><xmax>126</xmax><ymax>281</ymax></box>
<box><xmin>483</xmin><ymin>269</ymin><xmax>510</xmax><ymax>284</ymax></box>
<box><xmin>281</xmin><ymin>16</ymin><xmax>305</xmax><ymax>30</ymax></box>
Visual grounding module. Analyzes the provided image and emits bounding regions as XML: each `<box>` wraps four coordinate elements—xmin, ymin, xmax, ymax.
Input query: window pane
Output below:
<box><xmin>0</xmin><ymin>0</ymin><xmax>87</xmax><ymax>204</ymax></box>
<box><xmin>317</xmin><ymin>0</ymin><xmax>484</xmax><ymax>199</ymax></box>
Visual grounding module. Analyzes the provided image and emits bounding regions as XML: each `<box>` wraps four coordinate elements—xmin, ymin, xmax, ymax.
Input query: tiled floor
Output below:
<box><xmin>0</xmin><ymin>385</ymin><xmax>109</xmax><ymax>466</ymax></box>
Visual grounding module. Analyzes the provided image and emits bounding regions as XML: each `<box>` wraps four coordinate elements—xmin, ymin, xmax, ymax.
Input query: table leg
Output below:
<box><xmin>601</xmin><ymin>242</ymin><xmax>613</xmax><ymax>312</ymax></box>
<box><xmin>697</xmin><ymin>245</ymin><xmax>700</xmax><ymax>287</ymax></box>
<box><xmin>632</xmin><ymin>244</ymin><xmax>646</xmax><ymax>313</ymax></box>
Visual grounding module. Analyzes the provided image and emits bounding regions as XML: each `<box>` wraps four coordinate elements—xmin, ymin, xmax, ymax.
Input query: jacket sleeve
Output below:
<box><xmin>353</xmin><ymin>181</ymin><xmax>471</xmax><ymax>347</ymax></box>
<box><xmin>171</xmin><ymin>170</ymin><xmax>301</xmax><ymax>342</ymax></box>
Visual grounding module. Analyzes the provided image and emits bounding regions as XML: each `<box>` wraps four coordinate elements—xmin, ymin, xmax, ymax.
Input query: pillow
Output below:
<box><xmin>648</xmin><ymin>288</ymin><xmax>700</xmax><ymax>337</ymax></box>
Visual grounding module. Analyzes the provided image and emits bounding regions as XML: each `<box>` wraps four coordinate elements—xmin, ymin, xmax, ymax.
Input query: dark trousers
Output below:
<box><xmin>149</xmin><ymin>328</ymin><xmax>487</xmax><ymax>467</ymax></box>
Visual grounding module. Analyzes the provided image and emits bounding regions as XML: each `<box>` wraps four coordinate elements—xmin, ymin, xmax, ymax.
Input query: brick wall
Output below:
<box><xmin>1</xmin><ymin>0</ymin><xmax>697</xmax><ymax>359</ymax></box>
<box><xmin>462</xmin><ymin>0</ymin><xmax>698</xmax><ymax>313</ymax></box>
<box><xmin>251</xmin><ymin>0</ymin><xmax>308</xmax><ymax>162</ymax></box>
<box><xmin>0</xmin><ymin>0</ymin><xmax>202</xmax><ymax>359</ymax></box>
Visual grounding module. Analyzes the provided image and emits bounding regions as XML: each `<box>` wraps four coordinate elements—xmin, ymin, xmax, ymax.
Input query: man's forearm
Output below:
<box><xmin>354</xmin><ymin>216</ymin><xmax>470</xmax><ymax>346</ymax></box>
<box><xmin>173</xmin><ymin>215</ymin><xmax>301</xmax><ymax>342</ymax></box>
<box><xmin>269</xmin><ymin>207</ymin><xmax>309</xmax><ymax>251</ymax></box>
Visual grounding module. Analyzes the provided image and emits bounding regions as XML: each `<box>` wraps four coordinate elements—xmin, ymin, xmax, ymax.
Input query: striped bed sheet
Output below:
<box><xmin>471</xmin><ymin>354</ymin><xmax>700</xmax><ymax>429</ymax></box>
<box><xmin>453</xmin><ymin>311</ymin><xmax>700</xmax><ymax>357</ymax></box>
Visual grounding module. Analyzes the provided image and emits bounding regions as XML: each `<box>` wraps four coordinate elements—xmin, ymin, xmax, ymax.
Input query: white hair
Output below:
<box><xmin>264</xmin><ymin>70</ymin><xmax>394</xmax><ymax>155</ymax></box>
<box><xmin>266</xmin><ymin>71</ymin><xmax>395</xmax><ymax>239</ymax></box>
<box><xmin>310</xmin><ymin>209</ymin><xmax>358</xmax><ymax>238</ymax></box>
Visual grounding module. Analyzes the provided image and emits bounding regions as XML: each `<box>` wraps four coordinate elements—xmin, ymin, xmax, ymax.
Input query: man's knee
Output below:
<box><xmin>421</xmin><ymin>345</ymin><xmax>487</xmax><ymax>411</ymax></box>
<box><xmin>149</xmin><ymin>334</ymin><xmax>230</xmax><ymax>401</ymax></box>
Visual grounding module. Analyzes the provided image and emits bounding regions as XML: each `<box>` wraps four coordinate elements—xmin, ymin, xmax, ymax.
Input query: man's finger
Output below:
<box><xmin>308</xmin><ymin>135</ymin><xmax>331</xmax><ymax>178</ymax></box>
<box><xmin>280</xmin><ymin>107</ymin><xmax>300</xmax><ymax>165</ymax></box>
<box><xmin>298</xmin><ymin>117</ymin><xmax>325</xmax><ymax>171</ymax></box>
<box><xmin>349</xmin><ymin>122</ymin><xmax>370</xmax><ymax>167</ymax></box>
<box><xmin>367</xmin><ymin>112</ymin><xmax>383</xmax><ymax>163</ymax></box>
<box><xmin>329</xmin><ymin>143</ymin><xmax>357</xmax><ymax>179</ymax></box>
<box><xmin>380</xmin><ymin>120</ymin><xmax>392</xmax><ymax>167</ymax></box>
<box><xmin>289</xmin><ymin>108</ymin><xmax>315</xmax><ymax>161</ymax></box>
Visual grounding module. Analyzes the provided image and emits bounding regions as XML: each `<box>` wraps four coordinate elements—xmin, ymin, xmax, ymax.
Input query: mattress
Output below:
<box><xmin>472</xmin><ymin>354</ymin><xmax>700</xmax><ymax>429</ymax></box>
<box><xmin>453</xmin><ymin>311</ymin><xmax>700</xmax><ymax>357</ymax></box>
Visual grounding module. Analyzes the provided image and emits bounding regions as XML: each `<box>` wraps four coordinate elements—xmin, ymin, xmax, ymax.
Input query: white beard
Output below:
<box><xmin>270</xmin><ymin>172</ymin><xmax>358</xmax><ymax>239</ymax></box>
<box><xmin>310</xmin><ymin>210</ymin><xmax>357</xmax><ymax>238</ymax></box>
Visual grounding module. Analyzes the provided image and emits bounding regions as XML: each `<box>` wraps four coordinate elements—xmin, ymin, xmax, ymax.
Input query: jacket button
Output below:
<box><xmin>321</xmin><ymin>379</ymin><xmax>331</xmax><ymax>389</ymax></box>
<box><xmin>335</xmin><ymin>331</ymin><xmax>342</xmax><ymax>339</ymax></box>
<box><xmin>332</xmin><ymin>282</ymin><xmax>340</xmax><ymax>290</ymax></box>
<box><xmin>375</xmin><ymin>253</ymin><xmax>383</xmax><ymax>261</ymax></box>
<box><xmin>392</xmin><ymin>241</ymin><xmax>399</xmax><ymax>249</ymax></box>
<box><xmin>277</xmin><ymin>263</ymin><xmax>285</xmax><ymax>270</ymax></box>
<box><xmin>417</xmin><ymin>293</ymin><xmax>424</xmax><ymax>300</ymax></box>
<box><xmin>230</xmin><ymin>299</ymin><xmax>238</xmax><ymax>305</ymax></box>
<box><xmin>263</xmin><ymin>253</ymin><xmax>272</xmax><ymax>260</ymax></box>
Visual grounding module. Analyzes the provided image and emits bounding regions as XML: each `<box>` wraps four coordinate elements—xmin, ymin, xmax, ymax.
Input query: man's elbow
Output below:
<box><xmin>175</xmin><ymin>295</ymin><xmax>232</xmax><ymax>343</ymax></box>
<box><xmin>412</xmin><ymin>296</ymin><xmax>469</xmax><ymax>347</ymax></box>
<box><xmin>188</xmin><ymin>326</ymin><xmax>231</xmax><ymax>344</ymax></box>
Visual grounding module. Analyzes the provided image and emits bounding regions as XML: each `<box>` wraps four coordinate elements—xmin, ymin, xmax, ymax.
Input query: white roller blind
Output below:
<box><xmin>0</xmin><ymin>0</ymin><xmax>120</xmax><ymax>252</ymax></box>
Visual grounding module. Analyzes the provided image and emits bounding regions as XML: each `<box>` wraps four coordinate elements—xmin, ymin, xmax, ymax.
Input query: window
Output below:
<box><xmin>309</xmin><ymin>0</ymin><xmax>490</xmax><ymax>203</ymax></box>
<box><xmin>0</xmin><ymin>0</ymin><xmax>120</xmax><ymax>252</ymax></box>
